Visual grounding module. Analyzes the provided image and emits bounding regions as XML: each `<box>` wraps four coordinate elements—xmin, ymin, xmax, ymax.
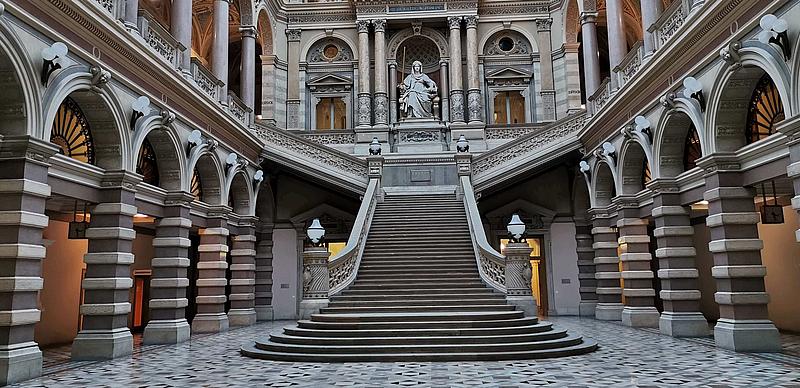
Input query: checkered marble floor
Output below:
<box><xmin>15</xmin><ymin>317</ymin><xmax>800</xmax><ymax>387</ymax></box>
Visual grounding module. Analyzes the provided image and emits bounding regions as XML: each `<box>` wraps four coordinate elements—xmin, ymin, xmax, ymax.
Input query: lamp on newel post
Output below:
<box><xmin>504</xmin><ymin>214</ymin><xmax>537</xmax><ymax>317</ymax></box>
<box><xmin>299</xmin><ymin>218</ymin><xmax>330</xmax><ymax>318</ymax></box>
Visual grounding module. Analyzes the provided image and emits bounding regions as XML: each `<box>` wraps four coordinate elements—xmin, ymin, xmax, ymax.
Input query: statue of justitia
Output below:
<box><xmin>399</xmin><ymin>60</ymin><xmax>438</xmax><ymax>119</ymax></box>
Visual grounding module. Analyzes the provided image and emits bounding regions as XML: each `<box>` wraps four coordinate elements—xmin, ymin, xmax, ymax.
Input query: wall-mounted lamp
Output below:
<box><xmin>579</xmin><ymin>160</ymin><xmax>591</xmax><ymax>179</ymax></box>
<box><xmin>130</xmin><ymin>96</ymin><xmax>151</xmax><ymax>129</ymax></box>
<box><xmin>40</xmin><ymin>42</ymin><xmax>68</xmax><ymax>86</ymax></box>
<box><xmin>186</xmin><ymin>129</ymin><xmax>203</xmax><ymax>154</ymax></box>
<box><xmin>253</xmin><ymin>169</ymin><xmax>264</xmax><ymax>190</ymax></box>
<box><xmin>456</xmin><ymin>134</ymin><xmax>470</xmax><ymax>153</ymax></box>
<box><xmin>507</xmin><ymin>214</ymin><xmax>527</xmax><ymax>244</ymax></box>
<box><xmin>306</xmin><ymin>218</ymin><xmax>326</xmax><ymax>247</ymax></box>
<box><xmin>758</xmin><ymin>14</ymin><xmax>790</xmax><ymax>60</ymax></box>
<box><xmin>602</xmin><ymin>142</ymin><xmax>616</xmax><ymax>162</ymax></box>
<box><xmin>368</xmin><ymin>137</ymin><xmax>381</xmax><ymax>155</ymax></box>
<box><xmin>226</xmin><ymin>152</ymin><xmax>239</xmax><ymax>167</ymax></box>
<box><xmin>682</xmin><ymin>76</ymin><xmax>705</xmax><ymax>111</ymax></box>
<box><xmin>634</xmin><ymin>115</ymin><xmax>652</xmax><ymax>143</ymax></box>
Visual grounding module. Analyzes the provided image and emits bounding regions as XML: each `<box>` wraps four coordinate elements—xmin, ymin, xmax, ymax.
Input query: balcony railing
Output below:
<box><xmin>190</xmin><ymin>58</ymin><xmax>223</xmax><ymax>101</ymax></box>
<box><xmin>300</xmin><ymin>131</ymin><xmax>356</xmax><ymax>145</ymax></box>
<box><xmin>587</xmin><ymin>77</ymin><xmax>612</xmax><ymax>115</ymax></box>
<box><xmin>227</xmin><ymin>92</ymin><xmax>252</xmax><ymax>126</ymax></box>
<box><xmin>614</xmin><ymin>41</ymin><xmax>644</xmax><ymax>87</ymax></box>
<box><xmin>138</xmin><ymin>11</ymin><xmax>185</xmax><ymax>71</ymax></box>
<box><xmin>650</xmin><ymin>0</ymin><xmax>692</xmax><ymax>52</ymax></box>
<box><xmin>93</xmin><ymin>0</ymin><xmax>123</xmax><ymax>19</ymax></box>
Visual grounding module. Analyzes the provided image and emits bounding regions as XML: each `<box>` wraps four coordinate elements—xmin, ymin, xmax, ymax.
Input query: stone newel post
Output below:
<box><xmin>504</xmin><ymin>243</ymin><xmax>537</xmax><ymax>317</ymax></box>
<box><xmin>299</xmin><ymin>245</ymin><xmax>330</xmax><ymax>318</ymax></box>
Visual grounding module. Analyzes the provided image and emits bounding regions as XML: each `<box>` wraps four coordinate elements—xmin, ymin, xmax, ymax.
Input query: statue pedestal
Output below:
<box><xmin>392</xmin><ymin>118</ymin><xmax>447</xmax><ymax>153</ymax></box>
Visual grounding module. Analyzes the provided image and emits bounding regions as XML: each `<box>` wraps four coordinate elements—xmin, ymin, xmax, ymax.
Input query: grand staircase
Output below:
<box><xmin>242</xmin><ymin>193</ymin><xmax>597</xmax><ymax>361</ymax></box>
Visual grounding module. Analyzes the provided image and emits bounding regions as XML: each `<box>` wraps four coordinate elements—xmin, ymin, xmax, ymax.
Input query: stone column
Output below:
<box><xmin>575</xmin><ymin>221</ymin><xmax>598</xmax><ymax>316</ymax></box>
<box><xmin>171</xmin><ymin>0</ymin><xmax>193</xmax><ymax>76</ymax></box>
<box><xmin>228</xmin><ymin>218</ymin><xmax>257</xmax><ymax>326</ymax></box>
<box><xmin>580</xmin><ymin>12</ymin><xmax>601</xmax><ymax>100</ymax></box>
<box><xmin>439</xmin><ymin>61</ymin><xmax>450</xmax><ymax>122</ymax></box>
<box><xmin>356</xmin><ymin>20</ymin><xmax>372</xmax><ymax>128</ymax></box>
<box><xmin>143</xmin><ymin>192</ymin><xmax>193</xmax><ymax>344</ymax></box>
<box><xmin>698</xmin><ymin>155</ymin><xmax>780</xmax><ymax>352</ymax></box>
<box><xmin>505</xmin><ymin>243</ymin><xmax>537</xmax><ymax>317</ymax></box>
<box><xmin>447</xmin><ymin>16</ymin><xmax>465</xmax><ymax>124</ymax></box>
<box><xmin>212</xmin><ymin>0</ymin><xmax>231</xmax><ymax>104</ymax></box>
<box><xmin>299</xmin><ymin>245</ymin><xmax>329</xmax><ymax>318</ymax></box>
<box><xmin>464</xmin><ymin>16</ymin><xmax>483</xmax><ymax>124</ymax></box>
<box><xmin>240</xmin><ymin>26</ymin><xmax>257</xmax><ymax>111</ymax></box>
<box><xmin>72</xmin><ymin>171</ymin><xmax>140</xmax><ymax>360</ymax></box>
<box><xmin>649</xmin><ymin>179</ymin><xmax>709</xmax><ymax>337</ymax></box>
<box><xmin>286</xmin><ymin>29</ymin><xmax>301</xmax><ymax>130</ymax></box>
<box><xmin>260</xmin><ymin>54</ymin><xmax>276</xmax><ymax>123</ymax></box>
<box><xmin>124</xmin><ymin>0</ymin><xmax>138</xmax><ymax>31</ymax></box>
<box><xmin>372</xmin><ymin>19</ymin><xmax>388</xmax><ymax>128</ymax></box>
<box><xmin>641</xmin><ymin>0</ymin><xmax>663</xmax><ymax>54</ymax></box>
<box><xmin>255</xmin><ymin>222</ymin><xmax>274</xmax><ymax>321</ymax></box>
<box><xmin>590</xmin><ymin>210</ymin><xmax>623</xmax><ymax>320</ymax></box>
<box><xmin>614</xmin><ymin>197</ymin><xmax>659</xmax><ymax>328</ymax></box>
<box><xmin>535</xmin><ymin>18</ymin><xmax>556</xmax><ymax>121</ymax></box>
<box><xmin>192</xmin><ymin>209</ymin><xmax>230</xmax><ymax>333</ymax></box>
<box><xmin>388</xmin><ymin>62</ymin><xmax>398</xmax><ymax>125</ymax></box>
<box><xmin>606</xmin><ymin>0</ymin><xmax>627</xmax><ymax>72</ymax></box>
<box><xmin>0</xmin><ymin>137</ymin><xmax>58</xmax><ymax>385</ymax></box>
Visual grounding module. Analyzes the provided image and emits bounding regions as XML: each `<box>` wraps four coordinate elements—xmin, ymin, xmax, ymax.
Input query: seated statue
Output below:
<box><xmin>399</xmin><ymin>60</ymin><xmax>438</xmax><ymax>119</ymax></box>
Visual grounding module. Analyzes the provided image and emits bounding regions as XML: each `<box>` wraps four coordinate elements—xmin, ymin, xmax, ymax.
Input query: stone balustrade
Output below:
<box><xmin>93</xmin><ymin>0</ymin><xmax>122</xmax><ymax>18</ymax></box>
<box><xmin>588</xmin><ymin>77</ymin><xmax>612</xmax><ymax>115</ymax></box>
<box><xmin>227</xmin><ymin>92</ymin><xmax>253</xmax><ymax>127</ymax></box>
<box><xmin>650</xmin><ymin>0</ymin><xmax>691</xmax><ymax>51</ymax></box>
<box><xmin>191</xmin><ymin>58</ymin><xmax>224</xmax><ymax>102</ymax></box>
<box><xmin>614</xmin><ymin>41</ymin><xmax>645</xmax><ymax>87</ymax></box>
<box><xmin>138</xmin><ymin>11</ymin><xmax>185</xmax><ymax>71</ymax></box>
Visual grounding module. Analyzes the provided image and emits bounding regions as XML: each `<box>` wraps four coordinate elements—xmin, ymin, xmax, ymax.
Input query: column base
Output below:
<box><xmin>191</xmin><ymin>313</ymin><xmax>229</xmax><ymax>334</ymax></box>
<box><xmin>506</xmin><ymin>295</ymin><xmax>538</xmax><ymax>317</ymax></box>
<box><xmin>143</xmin><ymin>319</ymin><xmax>191</xmax><ymax>344</ymax></box>
<box><xmin>299</xmin><ymin>299</ymin><xmax>329</xmax><ymax>319</ymax></box>
<box><xmin>595</xmin><ymin>303</ymin><xmax>623</xmax><ymax>321</ymax></box>
<box><xmin>255</xmin><ymin>305</ymin><xmax>274</xmax><ymax>321</ymax></box>
<box><xmin>0</xmin><ymin>344</ymin><xmax>42</xmax><ymax>386</ymax></box>
<box><xmin>621</xmin><ymin>306</ymin><xmax>660</xmax><ymax>328</ymax></box>
<box><xmin>579</xmin><ymin>301</ymin><xmax>598</xmax><ymax>317</ymax></box>
<box><xmin>71</xmin><ymin>329</ymin><xmax>133</xmax><ymax>360</ymax></box>
<box><xmin>228</xmin><ymin>309</ymin><xmax>257</xmax><ymax>327</ymax></box>
<box><xmin>714</xmin><ymin>319</ymin><xmax>781</xmax><ymax>352</ymax></box>
<box><xmin>659</xmin><ymin>312</ymin><xmax>710</xmax><ymax>337</ymax></box>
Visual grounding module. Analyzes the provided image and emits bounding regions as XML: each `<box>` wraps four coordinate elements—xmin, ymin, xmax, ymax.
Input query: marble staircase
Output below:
<box><xmin>241</xmin><ymin>193</ymin><xmax>597</xmax><ymax>361</ymax></box>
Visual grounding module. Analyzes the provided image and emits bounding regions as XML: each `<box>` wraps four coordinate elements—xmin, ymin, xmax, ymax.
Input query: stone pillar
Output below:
<box><xmin>171</xmin><ymin>0</ymin><xmax>193</xmax><ymax>76</ymax></box>
<box><xmin>72</xmin><ymin>171</ymin><xmax>140</xmax><ymax>360</ymax></box>
<box><xmin>254</xmin><ymin>223</ymin><xmax>274</xmax><ymax>321</ymax></box>
<box><xmin>260</xmin><ymin>54</ymin><xmax>276</xmax><ymax>123</ymax></box>
<box><xmin>356</xmin><ymin>20</ymin><xmax>372</xmax><ymax>128</ymax></box>
<box><xmin>698</xmin><ymin>155</ymin><xmax>780</xmax><ymax>352</ymax></box>
<box><xmin>535</xmin><ymin>18</ymin><xmax>556</xmax><ymax>121</ymax></box>
<box><xmin>575</xmin><ymin>222</ymin><xmax>598</xmax><ymax>316</ymax></box>
<box><xmin>590</xmin><ymin>210</ymin><xmax>623</xmax><ymax>320</ymax></box>
<box><xmin>580</xmin><ymin>12</ymin><xmax>601</xmax><ymax>99</ymax></box>
<box><xmin>388</xmin><ymin>62</ymin><xmax>398</xmax><ymax>125</ymax></box>
<box><xmin>212</xmin><ymin>0</ymin><xmax>231</xmax><ymax>103</ymax></box>
<box><xmin>641</xmin><ymin>0</ymin><xmax>663</xmax><ymax>54</ymax></box>
<box><xmin>192</xmin><ymin>210</ymin><xmax>230</xmax><ymax>333</ymax></box>
<box><xmin>299</xmin><ymin>246</ymin><xmax>329</xmax><ymax>318</ymax></box>
<box><xmin>447</xmin><ymin>16</ymin><xmax>465</xmax><ymax>124</ymax></box>
<box><xmin>439</xmin><ymin>61</ymin><xmax>450</xmax><ymax>123</ymax></box>
<box><xmin>464</xmin><ymin>16</ymin><xmax>483</xmax><ymax>124</ymax></box>
<box><xmin>505</xmin><ymin>243</ymin><xmax>537</xmax><ymax>317</ymax></box>
<box><xmin>286</xmin><ymin>29</ymin><xmax>301</xmax><ymax>130</ymax></box>
<box><xmin>228</xmin><ymin>218</ymin><xmax>257</xmax><ymax>326</ymax></box>
<box><xmin>372</xmin><ymin>19</ymin><xmax>388</xmax><ymax>128</ymax></box>
<box><xmin>606</xmin><ymin>0</ymin><xmax>627</xmax><ymax>72</ymax></box>
<box><xmin>240</xmin><ymin>26</ymin><xmax>257</xmax><ymax>111</ymax></box>
<box><xmin>0</xmin><ymin>137</ymin><xmax>58</xmax><ymax>385</ymax></box>
<box><xmin>649</xmin><ymin>179</ymin><xmax>709</xmax><ymax>337</ymax></box>
<box><xmin>614</xmin><ymin>197</ymin><xmax>659</xmax><ymax>328</ymax></box>
<box><xmin>124</xmin><ymin>0</ymin><xmax>138</xmax><ymax>31</ymax></box>
<box><xmin>143</xmin><ymin>192</ymin><xmax>193</xmax><ymax>344</ymax></box>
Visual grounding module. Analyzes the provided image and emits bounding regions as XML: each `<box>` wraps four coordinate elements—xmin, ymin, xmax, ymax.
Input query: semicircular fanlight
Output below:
<box><xmin>683</xmin><ymin>123</ymin><xmax>702</xmax><ymax>171</ymax></box>
<box><xmin>746</xmin><ymin>74</ymin><xmax>785</xmax><ymax>144</ymax></box>
<box><xmin>136</xmin><ymin>138</ymin><xmax>159</xmax><ymax>186</ymax></box>
<box><xmin>191</xmin><ymin>169</ymin><xmax>203</xmax><ymax>201</ymax></box>
<box><xmin>641</xmin><ymin>160</ymin><xmax>652</xmax><ymax>188</ymax></box>
<box><xmin>51</xmin><ymin>97</ymin><xmax>95</xmax><ymax>164</ymax></box>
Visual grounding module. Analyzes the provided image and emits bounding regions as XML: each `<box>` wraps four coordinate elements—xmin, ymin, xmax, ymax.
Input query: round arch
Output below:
<box><xmin>0</xmin><ymin>16</ymin><xmax>41</xmax><ymax>136</ymax></box>
<box><xmin>591</xmin><ymin>160</ymin><xmax>617</xmax><ymax>208</ymax></box>
<box><xmin>654</xmin><ymin>104</ymin><xmax>706</xmax><ymax>178</ymax></box>
<box><xmin>301</xmin><ymin>32</ymin><xmax>359</xmax><ymax>63</ymax></box>
<box><xmin>131</xmin><ymin>115</ymin><xmax>186</xmax><ymax>191</ymax></box>
<box><xmin>478</xmin><ymin>25</ymin><xmax>539</xmax><ymax>56</ymax></box>
<box><xmin>387</xmin><ymin>27</ymin><xmax>449</xmax><ymax>61</ymax></box>
<box><xmin>618</xmin><ymin>139</ymin><xmax>651</xmax><ymax>195</ymax></box>
<box><xmin>187</xmin><ymin>149</ymin><xmax>224</xmax><ymax>205</ymax></box>
<box><xmin>226</xmin><ymin>169</ymin><xmax>254</xmax><ymax>215</ymax></box>
<box><xmin>255</xmin><ymin>7</ymin><xmax>274</xmax><ymax>56</ymax></box>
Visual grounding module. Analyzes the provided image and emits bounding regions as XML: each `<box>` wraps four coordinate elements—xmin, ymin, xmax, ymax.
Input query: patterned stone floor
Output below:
<box><xmin>16</xmin><ymin>317</ymin><xmax>800</xmax><ymax>387</ymax></box>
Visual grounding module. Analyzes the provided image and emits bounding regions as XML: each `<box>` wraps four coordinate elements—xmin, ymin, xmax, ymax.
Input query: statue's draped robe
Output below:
<box><xmin>401</xmin><ymin>73</ymin><xmax>437</xmax><ymax>118</ymax></box>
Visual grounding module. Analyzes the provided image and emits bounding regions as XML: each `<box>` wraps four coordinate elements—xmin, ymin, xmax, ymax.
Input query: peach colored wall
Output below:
<box><xmin>758</xmin><ymin>206</ymin><xmax>800</xmax><ymax>333</ymax></box>
<box><xmin>36</xmin><ymin>220</ymin><xmax>86</xmax><ymax>347</ymax></box>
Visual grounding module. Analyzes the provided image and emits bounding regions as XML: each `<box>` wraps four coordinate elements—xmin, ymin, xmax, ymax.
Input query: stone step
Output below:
<box><xmin>297</xmin><ymin>316</ymin><xmax>539</xmax><ymax>330</ymax></box>
<box><xmin>356</xmin><ymin>265</ymin><xmax>477</xmax><ymax>273</ymax></box>
<box><xmin>359</xmin><ymin>256</ymin><xmax>476</xmax><ymax>262</ymax></box>
<box><xmin>283</xmin><ymin>322</ymin><xmax>553</xmax><ymax>338</ymax></box>
<box><xmin>269</xmin><ymin>329</ymin><xmax>569</xmax><ymax>346</ymax></box>
<box><xmin>319</xmin><ymin>304</ymin><xmax>516</xmax><ymax>314</ymax></box>
<box><xmin>355</xmin><ymin>272</ymin><xmax>479</xmax><ymax>279</ymax></box>
<box><xmin>332</xmin><ymin>293</ymin><xmax>504</xmax><ymax>302</ymax></box>
<box><xmin>348</xmin><ymin>282</ymin><xmax>486</xmax><ymax>290</ymax></box>
<box><xmin>327</xmin><ymin>298</ymin><xmax>507</xmax><ymax>307</ymax></box>
<box><xmin>339</xmin><ymin>287</ymin><xmax>496</xmax><ymax>296</ymax></box>
<box><xmin>310</xmin><ymin>311</ymin><xmax>524</xmax><ymax>323</ymax></box>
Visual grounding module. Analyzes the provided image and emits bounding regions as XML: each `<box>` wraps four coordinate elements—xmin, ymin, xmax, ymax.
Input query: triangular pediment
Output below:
<box><xmin>308</xmin><ymin>73</ymin><xmax>353</xmax><ymax>86</ymax></box>
<box><xmin>486</xmin><ymin>67</ymin><xmax>531</xmax><ymax>80</ymax></box>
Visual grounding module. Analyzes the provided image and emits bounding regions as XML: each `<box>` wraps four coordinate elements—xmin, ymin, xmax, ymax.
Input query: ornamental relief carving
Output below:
<box><xmin>307</xmin><ymin>38</ymin><xmax>354</xmax><ymax>63</ymax></box>
<box><xmin>484</xmin><ymin>31</ymin><xmax>531</xmax><ymax>56</ymax></box>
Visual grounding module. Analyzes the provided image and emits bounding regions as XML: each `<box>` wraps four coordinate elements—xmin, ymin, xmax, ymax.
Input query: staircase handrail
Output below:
<box><xmin>328</xmin><ymin>178</ymin><xmax>379</xmax><ymax>296</ymax></box>
<box><xmin>460</xmin><ymin>175</ymin><xmax>507</xmax><ymax>293</ymax></box>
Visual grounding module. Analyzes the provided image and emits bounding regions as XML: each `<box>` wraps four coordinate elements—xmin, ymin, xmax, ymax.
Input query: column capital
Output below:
<box><xmin>207</xmin><ymin>205</ymin><xmax>232</xmax><ymax>220</ymax></box>
<box><xmin>102</xmin><ymin>170</ymin><xmax>142</xmax><ymax>191</ymax></box>
<box><xmin>463</xmin><ymin>15</ymin><xmax>478</xmax><ymax>28</ymax></box>
<box><xmin>535</xmin><ymin>18</ymin><xmax>553</xmax><ymax>32</ymax></box>
<box><xmin>580</xmin><ymin>12</ymin><xmax>598</xmax><ymax>25</ymax></box>
<box><xmin>164</xmin><ymin>191</ymin><xmax>196</xmax><ymax>207</ymax></box>
<box><xmin>695</xmin><ymin>152</ymin><xmax>741</xmax><ymax>175</ymax></box>
<box><xmin>285</xmin><ymin>28</ymin><xmax>301</xmax><ymax>41</ymax></box>
<box><xmin>646</xmin><ymin>178</ymin><xmax>679</xmax><ymax>195</ymax></box>
<box><xmin>356</xmin><ymin>19</ymin><xmax>371</xmax><ymax>33</ymax></box>
<box><xmin>372</xmin><ymin>19</ymin><xmax>386</xmax><ymax>32</ymax></box>
<box><xmin>447</xmin><ymin>16</ymin><xmax>462</xmax><ymax>29</ymax></box>
<box><xmin>0</xmin><ymin>135</ymin><xmax>60</xmax><ymax>164</ymax></box>
<box><xmin>239</xmin><ymin>25</ymin><xmax>257</xmax><ymax>38</ymax></box>
<box><xmin>611</xmin><ymin>195</ymin><xmax>640</xmax><ymax>210</ymax></box>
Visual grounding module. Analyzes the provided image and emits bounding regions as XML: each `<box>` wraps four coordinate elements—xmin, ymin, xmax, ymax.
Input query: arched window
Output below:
<box><xmin>136</xmin><ymin>139</ymin><xmax>159</xmax><ymax>186</ymax></box>
<box><xmin>683</xmin><ymin>123</ymin><xmax>702</xmax><ymax>171</ymax></box>
<box><xmin>51</xmin><ymin>97</ymin><xmax>95</xmax><ymax>164</ymax></box>
<box><xmin>191</xmin><ymin>169</ymin><xmax>203</xmax><ymax>201</ymax></box>
<box><xmin>745</xmin><ymin>75</ymin><xmax>785</xmax><ymax>144</ymax></box>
